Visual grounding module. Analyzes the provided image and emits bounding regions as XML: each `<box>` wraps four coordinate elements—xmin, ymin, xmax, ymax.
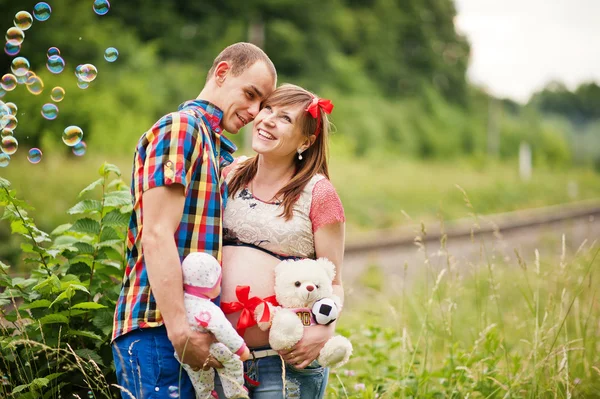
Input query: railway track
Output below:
<box><xmin>343</xmin><ymin>199</ymin><xmax>600</xmax><ymax>287</ymax></box>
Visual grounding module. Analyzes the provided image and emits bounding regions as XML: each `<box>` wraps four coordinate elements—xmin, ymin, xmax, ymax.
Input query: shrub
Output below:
<box><xmin>0</xmin><ymin>163</ymin><xmax>131</xmax><ymax>398</ymax></box>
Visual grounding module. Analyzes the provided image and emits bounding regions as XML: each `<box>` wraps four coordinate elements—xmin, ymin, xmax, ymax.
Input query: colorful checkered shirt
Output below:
<box><xmin>112</xmin><ymin>100</ymin><xmax>236</xmax><ymax>341</ymax></box>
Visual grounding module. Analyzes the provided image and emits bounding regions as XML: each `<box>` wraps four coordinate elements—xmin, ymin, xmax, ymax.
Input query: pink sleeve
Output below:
<box><xmin>310</xmin><ymin>178</ymin><xmax>345</xmax><ymax>233</ymax></box>
<box><xmin>221</xmin><ymin>156</ymin><xmax>248</xmax><ymax>180</ymax></box>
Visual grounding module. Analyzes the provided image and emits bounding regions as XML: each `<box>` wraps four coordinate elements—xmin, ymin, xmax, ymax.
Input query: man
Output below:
<box><xmin>112</xmin><ymin>42</ymin><xmax>276</xmax><ymax>398</ymax></box>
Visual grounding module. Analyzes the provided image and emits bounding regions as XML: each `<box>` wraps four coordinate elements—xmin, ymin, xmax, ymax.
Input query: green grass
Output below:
<box><xmin>329</xmin><ymin>231</ymin><xmax>600</xmax><ymax>398</ymax></box>
<box><xmin>1</xmin><ymin>151</ymin><xmax>598</xmax><ymax>236</ymax></box>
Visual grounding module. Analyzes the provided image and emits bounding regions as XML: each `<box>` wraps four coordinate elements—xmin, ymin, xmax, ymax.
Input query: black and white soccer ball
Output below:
<box><xmin>312</xmin><ymin>298</ymin><xmax>338</xmax><ymax>325</ymax></box>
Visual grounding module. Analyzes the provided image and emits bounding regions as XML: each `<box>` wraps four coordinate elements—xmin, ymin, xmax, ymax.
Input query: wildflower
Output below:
<box><xmin>354</xmin><ymin>383</ymin><xmax>365</xmax><ymax>391</ymax></box>
<box><xmin>344</xmin><ymin>369</ymin><xmax>356</xmax><ymax>377</ymax></box>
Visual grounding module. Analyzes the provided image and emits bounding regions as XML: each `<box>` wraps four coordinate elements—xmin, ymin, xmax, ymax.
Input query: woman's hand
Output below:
<box><xmin>278</xmin><ymin>324</ymin><xmax>334</xmax><ymax>369</ymax></box>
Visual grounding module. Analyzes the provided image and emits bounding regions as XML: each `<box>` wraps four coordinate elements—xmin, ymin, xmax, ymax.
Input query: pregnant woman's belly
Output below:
<box><xmin>221</xmin><ymin>245</ymin><xmax>281</xmax><ymax>348</ymax></box>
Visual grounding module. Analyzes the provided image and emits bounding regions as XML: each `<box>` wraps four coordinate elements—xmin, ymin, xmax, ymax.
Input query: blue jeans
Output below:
<box><xmin>214</xmin><ymin>348</ymin><xmax>329</xmax><ymax>399</ymax></box>
<box><xmin>112</xmin><ymin>326</ymin><xmax>195</xmax><ymax>399</ymax></box>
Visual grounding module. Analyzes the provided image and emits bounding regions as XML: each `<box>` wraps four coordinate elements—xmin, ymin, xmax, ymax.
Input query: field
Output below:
<box><xmin>1</xmin><ymin>151</ymin><xmax>599</xmax><ymax>235</ymax></box>
<box><xmin>329</xmin><ymin>230</ymin><xmax>600</xmax><ymax>398</ymax></box>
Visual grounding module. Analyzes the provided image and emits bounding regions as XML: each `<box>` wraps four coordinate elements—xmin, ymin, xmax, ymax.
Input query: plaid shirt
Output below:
<box><xmin>112</xmin><ymin>100</ymin><xmax>236</xmax><ymax>341</ymax></box>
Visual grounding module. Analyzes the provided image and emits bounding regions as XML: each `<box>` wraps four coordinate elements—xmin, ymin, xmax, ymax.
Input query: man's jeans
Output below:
<box><xmin>214</xmin><ymin>348</ymin><xmax>329</xmax><ymax>399</ymax></box>
<box><xmin>112</xmin><ymin>326</ymin><xmax>195</xmax><ymax>399</ymax></box>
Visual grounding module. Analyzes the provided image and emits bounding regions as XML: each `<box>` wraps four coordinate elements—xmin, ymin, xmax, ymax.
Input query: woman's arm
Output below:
<box><xmin>280</xmin><ymin>221</ymin><xmax>346</xmax><ymax>369</ymax></box>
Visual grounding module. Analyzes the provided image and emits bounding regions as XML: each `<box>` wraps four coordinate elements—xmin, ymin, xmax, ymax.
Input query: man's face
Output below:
<box><xmin>218</xmin><ymin>61</ymin><xmax>276</xmax><ymax>134</ymax></box>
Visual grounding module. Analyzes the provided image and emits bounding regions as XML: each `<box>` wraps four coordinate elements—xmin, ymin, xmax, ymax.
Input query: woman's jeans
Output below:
<box><xmin>214</xmin><ymin>349</ymin><xmax>329</xmax><ymax>399</ymax></box>
<box><xmin>112</xmin><ymin>326</ymin><xmax>195</xmax><ymax>399</ymax></box>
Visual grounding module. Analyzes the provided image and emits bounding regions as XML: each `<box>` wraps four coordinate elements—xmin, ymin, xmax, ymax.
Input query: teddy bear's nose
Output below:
<box><xmin>306</xmin><ymin>285</ymin><xmax>314</xmax><ymax>292</ymax></box>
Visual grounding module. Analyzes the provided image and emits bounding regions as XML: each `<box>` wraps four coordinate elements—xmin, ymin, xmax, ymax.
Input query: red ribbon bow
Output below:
<box><xmin>221</xmin><ymin>285</ymin><xmax>279</xmax><ymax>337</ymax></box>
<box><xmin>306</xmin><ymin>98</ymin><xmax>334</xmax><ymax>118</ymax></box>
<box><xmin>305</xmin><ymin>97</ymin><xmax>334</xmax><ymax>137</ymax></box>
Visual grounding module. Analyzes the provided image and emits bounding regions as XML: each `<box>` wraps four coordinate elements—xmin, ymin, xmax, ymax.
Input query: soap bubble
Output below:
<box><xmin>11</xmin><ymin>57</ymin><xmax>30</xmax><ymax>77</ymax></box>
<box><xmin>33</xmin><ymin>2</ymin><xmax>52</xmax><ymax>22</ymax></box>
<box><xmin>1</xmin><ymin>136</ymin><xmax>18</xmax><ymax>155</ymax></box>
<box><xmin>62</xmin><ymin>126</ymin><xmax>83</xmax><ymax>146</ymax></box>
<box><xmin>26</xmin><ymin>75</ymin><xmax>44</xmax><ymax>95</ymax></box>
<box><xmin>5</xmin><ymin>27</ymin><xmax>24</xmax><ymax>45</ymax></box>
<box><xmin>72</xmin><ymin>140</ymin><xmax>87</xmax><ymax>156</ymax></box>
<box><xmin>93</xmin><ymin>0</ymin><xmax>111</xmax><ymax>15</ymax></box>
<box><xmin>47</xmin><ymin>47</ymin><xmax>60</xmax><ymax>58</ymax></box>
<box><xmin>0</xmin><ymin>88</ymin><xmax>5</xmax><ymax>99</ymax></box>
<box><xmin>168</xmin><ymin>386</ymin><xmax>180</xmax><ymax>398</ymax></box>
<box><xmin>0</xmin><ymin>102</ymin><xmax>10</xmax><ymax>129</ymax></box>
<box><xmin>3</xmin><ymin>115</ymin><xmax>17</xmax><ymax>130</ymax></box>
<box><xmin>16</xmin><ymin>74</ymin><xmax>28</xmax><ymax>84</ymax></box>
<box><xmin>4</xmin><ymin>41</ymin><xmax>21</xmax><ymax>56</ymax></box>
<box><xmin>77</xmin><ymin>80</ymin><xmax>89</xmax><ymax>90</ymax></box>
<box><xmin>14</xmin><ymin>11</ymin><xmax>33</xmax><ymax>30</ymax></box>
<box><xmin>0</xmin><ymin>153</ymin><xmax>9</xmax><ymax>167</ymax></box>
<box><xmin>46</xmin><ymin>55</ymin><xmax>65</xmax><ymax>74</ymax></box>
<box><xmin>51</xmin><ymin>86</ymin><xmax>65</xmax><ymax>102</ymax></box>
<box><xmin>75</xmin><ymin>64</ymin><xmax>98</xmax><ymax>82</ymax></box>
<box><xmin>1</xmin><ymin>74</ymin><xmax>17</xmax><ymax>91</ymax></box>
<box><xmin>41</xmin><ymin>103</ymin><xmax>58</xmax><ymax>120</ymax></box>
<box><xmin>0</xmin><ymin>128</ymin><xmax>12</xmax><ymax>137</ymax></box>
<box><xmin>5</xmin><ymin>102</ymin><xmax>17</xmax><ymax>115</ymax></box>
<box><xmin>27</xmin><ymin>148</ymin><xmax>42</xmax><ymax>164</ymax></box>
<box><xmin>104</xmin><ymin>47</ymin><xmax>118</xmax><ymax>62</ymax></box>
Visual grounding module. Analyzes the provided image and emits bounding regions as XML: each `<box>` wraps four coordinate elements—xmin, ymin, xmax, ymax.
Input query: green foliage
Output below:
<box><xmin>0</xmin><ymin>163</ymin><xmax>131</xmax><ymax>398</ymax></box>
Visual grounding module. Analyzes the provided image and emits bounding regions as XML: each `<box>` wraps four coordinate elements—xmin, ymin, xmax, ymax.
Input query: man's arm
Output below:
<box><xmin>141</xmin><ymin>184</ymin><xmax>220</xmax><ymax>369</ymax></box>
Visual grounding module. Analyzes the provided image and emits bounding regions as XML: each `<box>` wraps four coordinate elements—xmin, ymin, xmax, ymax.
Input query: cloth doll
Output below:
<box><xmin>176</xmin><ymin>252</ymin><xmax>250</xmax><ymax>399</ymax></box>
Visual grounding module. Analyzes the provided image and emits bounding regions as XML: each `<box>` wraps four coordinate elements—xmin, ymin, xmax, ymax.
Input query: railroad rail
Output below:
<box><xmin>345</xmin><ymin>199</ymin><xmax>600</xmax><ymax>254</ymax></box>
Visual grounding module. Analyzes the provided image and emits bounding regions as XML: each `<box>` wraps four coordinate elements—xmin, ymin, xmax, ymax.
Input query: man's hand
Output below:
<box><xmin>278</xmin><ymin>324</ymin><xmax>333</xmax><ymax>369</ymax></box>
<box><xmin>169</xmin><ymin>327</ymin><xmax>223</xmax><ymax>370</ymax></box>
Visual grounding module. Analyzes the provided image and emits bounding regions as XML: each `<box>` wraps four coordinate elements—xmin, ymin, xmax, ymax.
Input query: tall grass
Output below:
<box><xmin>329</xmin><ymin>199</ymin><xmax>600</xmax><ymax>398</ymax></box>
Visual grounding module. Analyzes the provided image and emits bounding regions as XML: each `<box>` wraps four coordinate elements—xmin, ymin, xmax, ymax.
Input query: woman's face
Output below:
<box><xmin>251</xmin><ymin>103</ymin><xmax>308</xmax><ymax>160</ymax></box>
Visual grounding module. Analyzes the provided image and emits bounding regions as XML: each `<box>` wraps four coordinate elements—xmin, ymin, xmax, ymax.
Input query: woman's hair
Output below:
<box><xmin>228</xmin><ymin>83</ymin><xmax>331</xmax><ymax>220</ymax></box>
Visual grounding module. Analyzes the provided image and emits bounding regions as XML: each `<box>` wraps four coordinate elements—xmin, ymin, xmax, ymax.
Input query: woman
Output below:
<box><xmin>216</xmin><ymin>84</ymin><xmax>346</xmax><ymax>398</ymax></box>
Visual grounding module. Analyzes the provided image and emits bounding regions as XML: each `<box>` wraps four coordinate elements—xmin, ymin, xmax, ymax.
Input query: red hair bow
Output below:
<box><xmin>306</xmin><ymin>97</ymin><xmax>334</xmax><ymax>137</ymax></box>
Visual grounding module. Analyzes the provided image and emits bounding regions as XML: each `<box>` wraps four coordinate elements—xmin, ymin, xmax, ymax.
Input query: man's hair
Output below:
<box><xmin>206</xmin><ymin>42</ymin><xmax>276</xmax><ymax>83</ymax></box>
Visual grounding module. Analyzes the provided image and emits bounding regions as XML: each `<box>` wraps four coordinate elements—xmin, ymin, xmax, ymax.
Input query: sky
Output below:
<box><xmin>453</xmin><ymin>0</ymin><xmax>600</xmax><ymax>103</ymax></box>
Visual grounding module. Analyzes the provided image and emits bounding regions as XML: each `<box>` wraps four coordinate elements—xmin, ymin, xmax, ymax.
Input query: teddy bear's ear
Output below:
<box><xmin>275</xmin><ymin>259</ymin><xmax>294</xmax><ymax>276</ymax></box>
<box><xmin>317</xmin><ymin>258</ymin><xmax>336</xmax><ymax>281</ymax></box>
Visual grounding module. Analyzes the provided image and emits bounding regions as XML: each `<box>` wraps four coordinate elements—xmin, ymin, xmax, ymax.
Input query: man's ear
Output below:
<box><xmin>214</xmin><ymin>61</ymin><xmax>230</xmax><ymax>86</ymax></box>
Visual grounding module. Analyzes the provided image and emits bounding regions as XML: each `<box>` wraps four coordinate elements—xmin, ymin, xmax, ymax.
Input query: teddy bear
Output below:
<box><xmin>177</xmin><ymin>252</ymin><xmax>250</xmax><ymax>399</ymax></box>
<box><xmin>255</xmin><ymin>257</ymin><xmax>353</xmax><ymax>368</ymax></box>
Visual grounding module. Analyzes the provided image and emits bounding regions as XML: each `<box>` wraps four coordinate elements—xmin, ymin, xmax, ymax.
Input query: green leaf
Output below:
<box><xmin>20</xmin><ymin>299</ymin><xmax>52</xmax><ymax>310</ymax></box>
<box><xmin>102</xmin><ymin>209</ymin><xmax>130</xmax><ymax>227</ymax></box>
<box><xmin>103</xmin><ymin>191</ymin><xmax>132</xmax><ymax>208</ymax></box>
<box><xmin>78</xmin><ymin>178</ymin><xmax>104</xmax><ymax>198</ymax></box>
<box><xmin>32</xmin><ymin>275</ymin><xmax>61</xmax><ymax>293</ymax></box>
<box><xmin>100</xmin><ymin>226</ymin><xmax>121</xmax><ymax>241</ymax></box>
<box><xmin>108</xmin><ymin>178</ymin><xmax>127</xmax><ymax>190</ymax></box>
<box><xmin>99</xmin><ymin>162</ymin><xmax>121</xmax><ymax>177</ymax></box>
<box><xmin>72</xmin><ymin>302</ymin><xmax>107</xmax><ymax>310</ymax></box>
<box><xmin>10</xmin><ymin>219</ymin><xmax>29</xmax><ymax>235</ymax></box>
<box><xmin>12</xmin><ymin>384</ymin><xmax>28</xmax><ymax>394</ymax></box>
<box><xmin>30</xmin><ymin>377</ymin><xmax>50</xmax><ymax>390</ymax></box>
<box><xmin>67</xmin><ymin>329</ymin><xmax>103</xmax><ymax>341</ymax></box>
<box><xmin>67</xmin><ymin>200</ymin><xmax>102</xmax><ymax>215</ymax></box>
<box><xmin>69</xmin><ymin>218</ymin><xmax>101</xmax><ymax>235</ymax></box>
<box><xmin>0</xmin><ymin>176</ymin><xmax>10</xmax><ymax>188</ymax></box>
<box><xmin>72</xmin><ymin>242</ymin><xmax>95</xmax><ymax>255</ymax></box>
<box><xmin>50</xmin><ymin>223</ymin><xmax>73</xmax><ymax>236</ymax></box>
<box><xmin>50</xmin><ymin>287</ymin><xmax>74</xmax><ymax>307</ymax></box>
<box><xmin>95</xmin><ymin>239</ymin><xmax>124</xmax><ymax>249</ymax></box>
<box><xmin>39</xmin><ymin>314</ymin><xmax>69</xmax><ymax>325</ymax></box>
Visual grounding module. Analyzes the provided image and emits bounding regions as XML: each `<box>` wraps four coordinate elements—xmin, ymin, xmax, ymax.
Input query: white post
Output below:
<box><xmin>519</xmin><ymin>142</ymin><xmax>532</xmax><ymax>181</ymax></box>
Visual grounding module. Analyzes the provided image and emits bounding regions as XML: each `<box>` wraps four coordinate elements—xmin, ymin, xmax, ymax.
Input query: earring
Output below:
<box><xmin>297</xmin><ymin>150</ymin><xmax>303</xmax><ymax>160</ymax></box>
